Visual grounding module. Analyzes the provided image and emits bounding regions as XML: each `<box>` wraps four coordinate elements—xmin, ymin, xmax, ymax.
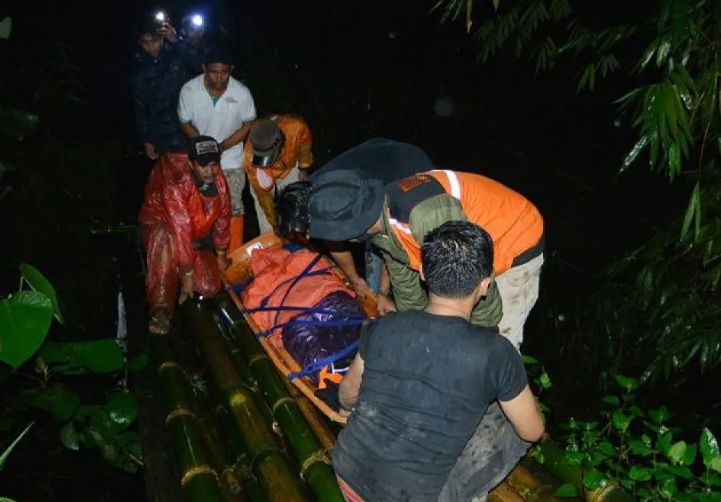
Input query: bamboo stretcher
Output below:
<box><xmin>224</xmin><ymin>232</ymin><xmax>378</xmax><ymax>424</ymax></box>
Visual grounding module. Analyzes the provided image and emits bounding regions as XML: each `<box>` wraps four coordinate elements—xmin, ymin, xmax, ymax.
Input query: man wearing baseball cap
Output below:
<box><xmin>139</xmin><ymin>136</ymin><xmax>232</xmax><ymax>334</ymax></box>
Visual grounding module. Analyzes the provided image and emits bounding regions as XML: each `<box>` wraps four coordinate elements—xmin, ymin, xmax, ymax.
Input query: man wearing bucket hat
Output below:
<box><xmin>275</xmin><ymin>138</ymin><xmax>434</xmax><ymax>297</ymax></box>
<box><xmin>243</xmin><ymin>115</ymin><xmax>313</xmax><ymax>234</ymax></box>
<box><xmin>139</xmin><ymin>136</ymin><xmax>231</xmax><ymax>335</ymax></box>
<box><xmin>308</xmin><ymin>169</ymin><xmax>544</xmax><ymax>346</ymax></box>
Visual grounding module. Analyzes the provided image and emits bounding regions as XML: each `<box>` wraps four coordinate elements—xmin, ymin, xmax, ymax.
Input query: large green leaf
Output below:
<box><xmin>0</xmin><ymin>291</ymin><xmax>53</xmax><ymax>369</ymax></box>
<box><xmin>19</xmin><ymin>263</ymin><xmax>64</xmax><ymax>324</ymax></box>
<box><xmin>0</xmin><ymin>422</ymin><xmax>33</xmax><ymax>471</ymax></box>
<box><xmin>667</xmin><ymin>440</ymin><xmax>687</xmax><ymax>464</ymax></box>
<box><xmin>701</xmin><ymin>428</ymin><xmax>720</xmax><ymax>464</ymax></box>
<box><xmin>40</xmin><ymin>340</ymin><xmax>123</xmax><ymax>374</ymax></box>
<box><xmin>21</xmin><ymin>384</ymin><xmax>80</xmax><ymax>421</ymax></box>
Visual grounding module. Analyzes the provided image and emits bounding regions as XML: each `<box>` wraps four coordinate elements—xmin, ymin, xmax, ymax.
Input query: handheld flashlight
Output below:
<box><xmin>191</xmin><ymin>14</ymin><xmax>204</xmax><ymax>27</ymax></box>
<box><xmin>155</xmin><ymin>11</ymin><xmax>166</xmax><ymax>22</ymax></box>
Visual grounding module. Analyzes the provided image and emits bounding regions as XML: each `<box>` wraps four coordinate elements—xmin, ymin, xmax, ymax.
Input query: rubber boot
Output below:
<box><xmin>229</xmin><ymin>215</ymin><xmax>244</xmax><ymax>252</ymax></box>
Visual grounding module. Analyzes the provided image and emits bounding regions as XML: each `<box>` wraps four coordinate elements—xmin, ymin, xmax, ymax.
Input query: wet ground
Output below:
<box><xmin>0</xmin><ymin>0</ymin><xmax>706</xmax><ymax>499</ymax></box>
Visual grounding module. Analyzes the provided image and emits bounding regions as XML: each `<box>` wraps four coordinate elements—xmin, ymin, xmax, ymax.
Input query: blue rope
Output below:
<box><xmin>239</xmin><ymin>305</ymin><xmax>365</xmax><ymax>319</ymax></box>
<box><xmin>255</xmin><ymin>316</ymin><xmax>369</xmax><ymax>338</ymax></box>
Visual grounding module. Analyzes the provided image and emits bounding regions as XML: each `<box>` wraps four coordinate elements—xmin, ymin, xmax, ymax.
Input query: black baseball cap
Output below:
<box><xmin>189</xmin><ymin>136</ymin><xmax>221</xmax><ymax>166</ymax></box>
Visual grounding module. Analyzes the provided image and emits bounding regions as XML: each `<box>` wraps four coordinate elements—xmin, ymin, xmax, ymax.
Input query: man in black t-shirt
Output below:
<box><xmin>275</xmin><ymin>138</ymin><xmax>433</xmax><ymax>299</ymax></box>
<box><xmin>332</xmin><ymin>221</ymin><xmax>544</xmax><ymax>502</ymax></box>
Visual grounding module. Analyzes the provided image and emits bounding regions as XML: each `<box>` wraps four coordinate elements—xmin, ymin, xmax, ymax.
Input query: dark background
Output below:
<box><xmin>0</xmin><ymin>0</ymin><xmax>696</xmax><ymax>499</ymax></box>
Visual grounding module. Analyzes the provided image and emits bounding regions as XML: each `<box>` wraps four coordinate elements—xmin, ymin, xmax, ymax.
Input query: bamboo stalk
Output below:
<box><xmin>538</xmin><ymin>439</ymin><xmax>636</xmax><ymax>502</ymax></box>
<box><xmin>502</xmin><ymin>463</ymin><xmax>569</xmax><ymax>501</ymax></box>
<box><xmin>280</xmin><ymin>377</ymin><xmax>336</xmax><ymax>452</ymax></box>
<box><xmin>179</xmin><ymin>301</ymin><xmax>308</xmax><ymax>502</ymax></box>
<box><xmin>216</xmin><ymin>294</ymin><xmax>345</xmax><ymax>502</ymax></box>
<box><xmin>489</xmin><ymin>482</ymin><xmax>527</xmax><ymax>502</ymax></box>
<box><xmin>149</xmin><ymin>331</ymin><xmax>225</xmax><ymax>502</ymax></box>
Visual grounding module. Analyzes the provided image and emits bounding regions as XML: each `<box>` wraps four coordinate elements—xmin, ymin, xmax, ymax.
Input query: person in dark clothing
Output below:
<box><xmin>131</xmin><ymin>14</ymin><xmax>191</xmax><ymax>159</ymax></box>
<box><xmin>332</xmin><ymin>221</ymin><xmax>544</xmax><ymax>502</ymax></box>
<box><xmin>275</xmin><ymin>137</ymin><xmax>434</xmax><ymax>297</ymax></box>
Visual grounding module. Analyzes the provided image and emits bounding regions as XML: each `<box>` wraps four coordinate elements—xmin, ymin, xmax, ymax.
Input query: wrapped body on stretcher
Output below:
<box><xmin>234</xmin><ymin>245</ymin><xmax>368</xmax><ymax>387</ymax></box>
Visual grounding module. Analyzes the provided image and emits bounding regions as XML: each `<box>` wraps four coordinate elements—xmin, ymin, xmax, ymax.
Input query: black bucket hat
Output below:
<box><xmin>308</xmin><ymin>170</ymin><xmax>384</xmax><ymax>241</ymax></box>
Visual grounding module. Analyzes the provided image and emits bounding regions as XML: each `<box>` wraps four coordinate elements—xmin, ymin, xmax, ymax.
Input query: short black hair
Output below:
<box><xmin>421</xmin><ymin>221</ymin><xmax>494</xmax><ymax>298</ymax></box>
<box><xmin>277</xmin><ymin>181</ymin><xmax>312</xmax><ymax>240</ymax></box>
<box><xmin>136</xmin><ymin>9</ymin><xmax>162</xmax><ymax>37</ymax></box>
<box><xmin>204</xmin><ymin>43</ymin><xmax>233</xmax><ymax>65</ymax></box>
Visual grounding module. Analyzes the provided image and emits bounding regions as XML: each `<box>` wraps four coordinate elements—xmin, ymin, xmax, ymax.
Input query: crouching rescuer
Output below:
<box><xmin>332</xmin><ymin>221</ymin><xmax>544</xmax><ymax>501</ymax></box>
<box><xmin>139</xmin><ymin>136</ymin><xmax>231</xmax><ymax>334</ymax></box>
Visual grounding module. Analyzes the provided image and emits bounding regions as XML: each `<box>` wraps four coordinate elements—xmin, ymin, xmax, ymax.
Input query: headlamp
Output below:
<box><xmin>155</xmin><ymin>11</ymin><xmax>166</xmax><ymax>22</ymax></box>
<box><xmin>191</xmin><ymin>14</ymin><xmax>204</xmax><ymax>27</ymax></box>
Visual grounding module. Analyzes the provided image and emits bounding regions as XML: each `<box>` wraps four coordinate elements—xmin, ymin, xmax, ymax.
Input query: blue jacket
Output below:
<box><xmin>131</xmin><ymin>42</ymin><xmax>192</xmax><ymax>153</ymax></box>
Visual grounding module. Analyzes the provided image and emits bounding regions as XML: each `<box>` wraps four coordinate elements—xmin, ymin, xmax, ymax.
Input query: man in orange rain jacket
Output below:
<box><xmin>308</xmin><ymin>169</ymin><xmax>544</xmax><ymax>349</ymax></box>
<box><xmin>243</xmin><ymin>115</ymin><xmax>313</xmax><ymax>234</ymax></box>
<box><xmin>139</xmin><ymin>136</ymin><xmax>231</xmax><ymax>334</ymax></box>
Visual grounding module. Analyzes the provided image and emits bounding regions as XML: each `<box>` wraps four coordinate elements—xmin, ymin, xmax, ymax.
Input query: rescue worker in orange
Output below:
<box><xmin>139</xmin><ymin>136</ymin><xmax>231</xmax><ymax>334</ymax></box>
<box><xmin>308</xmin><ymin>169</ymin><xmax>544</xmax><ymax>349</ymax></box>
<box><xmin>244</xmin><ymin>115</ymin><xmax>313</xmax><ymax>234</ymax></box>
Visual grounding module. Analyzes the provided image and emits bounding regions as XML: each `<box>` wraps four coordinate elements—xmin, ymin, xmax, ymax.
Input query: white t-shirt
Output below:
<box><xmin>178</xmin><ymin>74</ymin><xmax>256</xmax><ymax>170</ymax></box>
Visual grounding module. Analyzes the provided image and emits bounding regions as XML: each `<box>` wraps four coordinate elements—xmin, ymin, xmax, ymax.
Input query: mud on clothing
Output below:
<box><xmin>244</xmin><ymin>115</ymin><xmax>313</xmax><ymax>232</ymax></box>
<box><xmin>332</xmin><ymin>310</ymin><xmax>528</xmax><ymax>502</ymax></box>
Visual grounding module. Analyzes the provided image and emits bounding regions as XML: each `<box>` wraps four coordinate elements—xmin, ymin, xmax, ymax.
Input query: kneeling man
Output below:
<box><xmin>332</xmin><ymin>221</ymin><xmax>544</xmax><ymax>501</ymax></box>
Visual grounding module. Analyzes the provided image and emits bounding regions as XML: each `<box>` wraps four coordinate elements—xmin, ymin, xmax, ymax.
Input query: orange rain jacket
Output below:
<box><xmin>243</xmin><ymin>115</ymin><xmax>313</xmax><ymax>227</ymax></box>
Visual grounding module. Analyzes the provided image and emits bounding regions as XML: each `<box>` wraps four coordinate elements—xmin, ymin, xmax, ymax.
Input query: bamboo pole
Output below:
<box><xmin>501</xmin><ymin>463</ymin><xmax>568</xmax><ymax>501</ymax></box>
<box><xmin>538</xmin><ymin>439</ymin><xmax>636</xmax><ymax>502</ymax></box>
<box><xmin>179</xmin><ymin>301</ymin><xmax>309</xmax><ymax>502</ymax></box>
<box><xmin>148</xmin><ymin>330</ymin><xmax>225</xmax><ymax>502</ymax></box>
<box><xmin>215</xmin><ymin>294</ymin><xmax>345</xmax><ymax>502</ymax></box>
<box><xmin>280</xmin><ymin>377</ymin><xmax>336</xmax><ymax>452</ymax></box>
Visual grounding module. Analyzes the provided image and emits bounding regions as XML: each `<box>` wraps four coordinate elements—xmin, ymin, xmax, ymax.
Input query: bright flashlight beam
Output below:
<box><xmin>191</xmin><ymin>14</ymin><xmax>204</xmax><ymax>27</ymax></box>
<box><xmin>155</xmin><ymin>11</ymin><xmax>166</xmax><ymax>22</ymax></box>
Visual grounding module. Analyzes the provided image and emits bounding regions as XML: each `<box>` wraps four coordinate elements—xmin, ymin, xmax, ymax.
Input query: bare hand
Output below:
<box><xmin>349</xmin><ymin>276</ymin><xmax>373</xmax><ymax>298</ymax></box>
<box><xmin>144</xmin><ymin>142</ymin><xmax>159</xmax><ymax>160</ymax></box>
<box><xmin>377</xmin><ymin>294</ymin><xmax>397</xmax><ymax>316</ymax></box>
<box><xmin>178</xmin><ymin>272</ymin><xmax>194</xmax><ymax>304</ymax></box>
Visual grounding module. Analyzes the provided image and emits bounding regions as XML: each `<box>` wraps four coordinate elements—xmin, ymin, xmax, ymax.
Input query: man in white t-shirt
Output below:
<box><xmin>178</xmin><ymin>44</ymin><xmax>256</xmax><ymax>251</ymax></box>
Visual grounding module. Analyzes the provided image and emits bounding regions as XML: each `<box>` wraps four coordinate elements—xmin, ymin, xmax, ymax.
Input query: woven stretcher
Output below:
<box><xmin>224</xmin><ymin>232</ymin><xmax>378</xmax><ymax>423</ymax></box>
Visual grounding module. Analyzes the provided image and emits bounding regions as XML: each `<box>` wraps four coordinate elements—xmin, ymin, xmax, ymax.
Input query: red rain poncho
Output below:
<box><xmin>139</xmin><ymin>153</ymin><xmax>231</xmax><ymax>313</ymax></box>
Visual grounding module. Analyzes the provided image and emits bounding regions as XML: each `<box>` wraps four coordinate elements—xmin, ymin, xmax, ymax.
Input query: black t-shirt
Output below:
<box><xmin>310</xmin><ymin>138</ymin><xmax>433</xmax><ymax>185</ymax></box>
<box><xmin>332</xmin><ymin>310</ymin><xmax>528</xmax><ymax>502</ymax></box>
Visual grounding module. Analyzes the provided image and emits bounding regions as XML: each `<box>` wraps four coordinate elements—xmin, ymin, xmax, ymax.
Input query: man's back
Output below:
<box><xmin>332</xmin><ymin>310</ymin><xmax>527</xmax><ymax>501</ymax></box>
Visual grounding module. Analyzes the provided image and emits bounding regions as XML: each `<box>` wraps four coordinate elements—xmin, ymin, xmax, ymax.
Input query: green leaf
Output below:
<box><xmin>522</xmin><ymin>355</ymin><xmax>539</xmax><ymax>365</ymax></box>
<box><xmin>553</xmin><ymin>483</ymin><xmax>578</xmax><ymax>498</ymax></box>
<box><xmin>22</xmin><ymin>384</ymin><xmax>80</xmax><ymax>421</ymax></box>
<box><xmin>0</xmin><ymin>422</ymin><xmax>33</xmax><ymax>471</ymax></box>
<box><xmin>105</xmin><ymin>392</ymin><xmax>138</xmax><ymax>429</ymax></box>
<box><xmin>708</xmin><ymin>455</ymin><xmax>721</xmax><ymax>474</ymax></box>
<box><xmin>648</xmin><ymin>407</ymin><xmax>671</xmax><ymax>424</ymax></box>
<box><xmin>629</xmin><ymin>465</ymin><xmax>653</xmax><ymax>481</ymax></box>
<box><xmin>659</xmin><ymin>477</ymin><xmax>677</xmax><ymax>499</ymax></box>
<box><xmin>680</xmin><ymin>443</ymin><xmax>696</xmax><ymax>465</ymax></box>
<box><xmin>40</xmin><ymin>339</ymin><xmax>123</xmax><ymax>374</ymax></box>
<box><xmin>601</xmin><ymin>395</ymin><xmax>620</xmax><ymax>406</ymax></box>
<box><xmin>0</xmin><ymin>17</ymin><xmax>11</xmax><ymax>40</ymax></box>
<box><xmin>612</xmin><ymin>410</ymin><xmax>632</xmax><ymax>432</ymax></box>
<box><xmin>664</xmin><ymin>464</ymin><xmax>694</xmax><ymax>479</ymax></box>
<box><xmin>629</xmin><ymin>439</ymin><xmax>653</xmax><ymax>456</ymax></box>
<box><xmin>597</xmin><ymin>441</ymin><xmax>616</xmax><ymax>456</ymax></box>
<box><xmin>614</xmin><ymin>374</ymin><xmax>638</xmax><ymax>391</ymax></box>
<box><xmin>667</xmin><ymin>440</ymin><xmax>687</xmax><ymax>464</ymax></box>
<box><xmin>681</xmin><ymin>181</ymin><xmax>701</xmax><ymax>241</ymax></box>
<box><xmin>700</xmin><ymin>428</ymin><xmax>720</xmax><ymax>465</ymax></box>
<box><xmin>538</xmin><ymin>371</ymin><xmax>552</xmax><ymax>389</ymax></box>
<box><xmin>658</xmin><ymin>430</ymin><xmax>673</xmax><ymax>454</ymax></box>
<box><xmin>698</xmin><ymin>492</ymin><xmax>721</xmax><ymax>502</ymax></box>
<box><xmin>563</xmin><ymin>449</ymin><xmax>584</xmax><ymax>466</ymax></box>
<box><xmin>60</xmin><ymin>422</ymin><xmax>80</xmax><ymax>451</ymax></box>
<box><xmin>0</xmin><ymin>291</ymin><xmax>53</xmax><ymax>369</ymax></box>
<box><xmin>582</xmin><ymin>469</ymin><xmax>606</xmax><ymax>491</ymax></box>
<box><xmin>19</xmin><ymin>263</ymin><xmax>64</xmax><ymax>324</ymax></box>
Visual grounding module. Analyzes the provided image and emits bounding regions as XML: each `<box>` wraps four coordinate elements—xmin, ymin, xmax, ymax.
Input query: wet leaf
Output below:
<box><xmin>0</xmin><ymin>291</ymin><xmax>53</xmax><ymax>369</ymax></box>
<box><xmin>19</xmin><ymin>263</ymin><xmax>64</xmax><ymax>324</ymax></box>
<box><xmin>40</xmin><ymin>339</ymin><xmax>123</xmax><ymax>374</ymax></box>
<box><xmin>700</xmin><ymin>428</ymin><xmax>720</xmax><ymax>464</ymax></box>
<box><xmin>667</xmin><ymin>440</ymin><xmax>687</xmax><ymax>464</ymax></box>
<box><xmin>60</xmin><ymin>422</ymin><xmax>80</xmax><ymax>451</ymax></box>
<box><xmin>106</xmin><ymin>392</ymin><xmax>138</xmax><ymax>429</ymax></box>
<box><xmin>681</xmin><ymin>181</ymin><xmax>700</xmax><ymax>241</ymax></box>
<box><xmin>22</xmin><ymin>384</ymin><xmax>80</xmax><ymax>421</ymax></box>
<box><xmin>553</xmin><ymin>483</ymin><xmax>578</xmax><ymax>498</ymax></box>
<box><xmin>582</xmin><ymin>469</ymin><xmax>606</xmax><ymax>490</ymax></box>
<box><xmin>629</xmin><ymin>465</ymin><xmax>653</xmax><ymax>481</ymax></box>
<box><xmin>0</xmin><ymin>422</ymin><xmax>33</xmax><ymax>471</ymax></box>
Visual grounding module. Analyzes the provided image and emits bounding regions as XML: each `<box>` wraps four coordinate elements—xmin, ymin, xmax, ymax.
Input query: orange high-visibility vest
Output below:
<box><xmin>386</xmin><ymin>170</ymin><xmax>544</xmax><ymax>275</ymax></box>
